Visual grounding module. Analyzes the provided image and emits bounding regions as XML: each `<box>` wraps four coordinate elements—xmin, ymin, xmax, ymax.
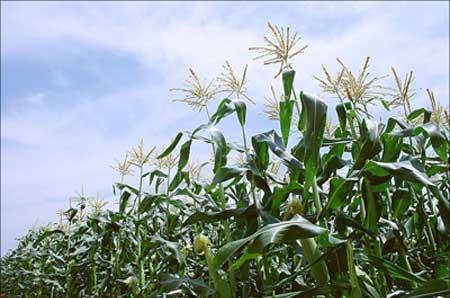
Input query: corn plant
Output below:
<box><xmin>1</xmin><ymin>22</ymin><xmax>449</xmax><ymax>298</ymax></box>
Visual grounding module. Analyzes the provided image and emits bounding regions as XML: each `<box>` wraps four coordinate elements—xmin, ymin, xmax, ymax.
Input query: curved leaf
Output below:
<box><xmin>252</xmin><ymin>130</ymin><xmax>303</xmax><ymax>171</ymax></box>
<box><xmin>213</xmin><ymin>215</ymin><xmax>325</xmax><ymax>270</ymax></box>
<box><xmin>298</xmin><ymin>91</ymin><xmax>328</xmax><ymax>190</ymax></box>
<box><xmin>363</xmin><ymin>160</ymin><xmax>434</xmax><ymax>186</ymax></box>
<box><xmin>183</xmin><ymin>204</ymin><xmax>256</xmax><ymax>226</ymax></box>
<box><xmin>234</xmin><ymin>100</ymin><xmax>246</xmax><ymax>127</ymax></box>
<box><xmin>210</xmin><ymin>98</ymin><xmax>234</xmax><ymax>125</ymax></box>
<box><xmin>403</xmin><ymin>279</ymin><xmax>450</xmax><ymax>298</ymax></box>
<box><xmin>213</xmin><ymin>166</ymin><xmax>247</xmax><ymax>184</ymax></box>
<box><xmin>157</xmin><ymin>132</ymin><xmax>183</xmax><ymax>159</ymax></box>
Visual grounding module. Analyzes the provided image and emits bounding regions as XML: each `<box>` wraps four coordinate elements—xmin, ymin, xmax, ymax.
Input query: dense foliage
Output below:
<box><xmin>1</xmin><ymin>23</ymin><xmax>449</xmax><ymax>298</ymax></box>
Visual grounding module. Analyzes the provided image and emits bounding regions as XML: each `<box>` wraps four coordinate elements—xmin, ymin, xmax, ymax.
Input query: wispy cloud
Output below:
<box><xmin>1</xmin><ymin>1</ymin><xmax>448</xmax><ymax>254</ymax></box>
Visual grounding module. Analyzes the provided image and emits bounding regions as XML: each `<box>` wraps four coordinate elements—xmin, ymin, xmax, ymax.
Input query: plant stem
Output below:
<box><xmin>312</xmin><ymin>176</ymin><xmax>322</xmax><ymax>214</ymax></box>
<box><xmin>166</xmin><ymin>166</ymin><xmax>172</xmax><ymax>237</ymax></box>
<box><xmin>136</xmin><ymin>165</ymin><xmax>145</xmax><ymax>290</ymax></box>
<box><xmin>297</xmin><ymin>238</ymin><xmax>329</xmax><ymax>286</ymax></box>
<box><xmin>205</xmin><ymin>247</ymin><xmax>230</xmax><ymax>298</ymax></box>
<box><xmin>345</xmin><ymin>240</ymin><xmax>362</xmax><ymax>298</ymax></box>
<box><xmin>364</xmin><ymin>180</ymin><xmax>388</xmax><ymax>296</ymax></box>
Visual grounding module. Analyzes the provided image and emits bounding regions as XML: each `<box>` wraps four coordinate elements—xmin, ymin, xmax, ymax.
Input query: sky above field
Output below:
<box><xmin>1</xmin><ymin>1</ymin><xmax>449</xmax><ymax>254</ymax></box>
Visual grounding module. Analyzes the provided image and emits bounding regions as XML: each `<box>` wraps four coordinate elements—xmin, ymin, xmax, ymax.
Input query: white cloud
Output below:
<box><xmin>24</xmin><ymin>92</ymin><xmax>46</xmax><ymax>105</ymax></box>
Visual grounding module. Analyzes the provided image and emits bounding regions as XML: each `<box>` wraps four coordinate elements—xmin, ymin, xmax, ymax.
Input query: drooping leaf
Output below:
<box><xmin>391</xmin><ymin>122</ymin><xmax>449</xmax><ymax>163</ymax></box>
<box><xmin>336</xmin><ymin>102</ymin><xmax>352</xmax><ymax>131</ymax></box>
<box><xmin>146</xmin><ymin>169</ymin><xmax>167</xmax><ymax>186</ymax></box>
<box><xmin>187</xmin><ymin>277</ymin><xmax>216</xmax><ymax>296</ymax></box>
<box><xmin>158</xmin><ymin>273</ymin><xmax>184</xmax><ymax>292</ymax></box>
<box><xmin>298</xmin><ymin>91</ymin><xmax>328</xmax><ymax>191</ymax></box>
<box><xmin>138</xmin><ymin>194</ymin><xmax>166</xmax><ymax>214</ymax></box>
<box><xmin>234</xmin><ymin>100</ymin><xmax>247</xmax><ymax>127</ymax></box>
<box><xmin>213</xmin><ymin>166</ymin><xmax>247</xmax><ymax>184</ymax></box>
<box><xmin>363</xmin><ymin>255</ymin><xmax>426</xmax><ymax>284</ymax></box>
<box><xmin>353</xmin><ymin>119</ymin><xmax>385</xmax><ymax>170</ymax></box>
<box><xmin>335</xmin><ymin>211</ymin><xmax>376</xmax><ymax>238</ymax></box>
<box><xmin>116</xmin><ymin>183</ymin><xmax>140</xmax><ymax>195</ymax></box>
<box><xmin>429</xmin><ymin>186</ymin><xmax>450</xmax><ymax>231</ymax></box>
<box><xmin>407</xmin><ymin>108</ymin><xmax>431</xmax><ymax>123</ymax></box>
<box><xmin>213</xmin><ymin>215</ymin><xmax>325</xmax><ymax>270</ymax></box>
<box><xmin>210</xmin><ymin>98</ymin><xmax>235</xmax><ymax>125</ymax></box>
<box><xmin>119</xmin><ymin>190</ymin><xmax>131</xmax><ymax>214</ymax></box>
<box><xmin>403</xmin><ymin>279</ymin><xmax>450</xmax><ymax>298</ymax></box>
<box><xmin>363</xmin><ymin>159</ymin><xmax>434</xmax><ymax>186</ymax></box>
<box><xmin>149</xmin><ymin>235</ymin><xmax>184</xmax><ymax>265</ymax></box>
<box><xmin>211</xmin><ymin>127</ymin><xmax>228</xmax><ymax>173</ymax></box>
<box><xmin>252</xmin><ymin>130</ymin><xmax>303</xmax><ymax>171</ymax></box>
<box><xmin>183</xmin><ymin>204</ymin><xmax>256</xmax><ymax>226</ymax></box>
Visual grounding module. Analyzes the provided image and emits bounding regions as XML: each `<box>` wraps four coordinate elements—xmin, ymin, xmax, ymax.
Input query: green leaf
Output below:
<box><xmin>234</xmin><ymin>100</ymin><xmax>246</xmax><ymax>127</ymax></box>
<box><xmin>321</xmin><ymin>176</ymin><xmax>356</xmax><ymax>217</ymax></box>
<box><xmin>187</xmin><ymin>277</ymin><xmax>215</xmax><ymax>296</ymax></box>
<box><xmin>33</xmin><ymin>229</ymin><xmax>65</xmax><ymax>246</ymax></box>
<box><xmin>336</xmin><ymin>102</ymin><xmax>352</xmax><ymax>131</ymax></box>
<box><xmin>282</xmin><ymin>69</ymin><xmax>295</xmax><ymax>100</ymax></box>
<box><xmin>362</xmin><ymin>180</ymin><xmax>382</xmax><ymax>232</ymax></box>
<box><xmin>407</xmin><ymin>108</ymin><xmax>431</xmax><ymax>123</ymax></box>
<box><xmin>213</xmin><ymin>215</ymin><xmax>325</xmax><ymax>270</ymax></box>
<box><xmin>279</xmin><ymin>100</ymin><xmax>295</xmax><ymax>146</ymax></box>
<box><xmin>335</xmin><ymin>211</ymin><xmax>376</xmax><ymax>238</ymax></box>
<box><xmin>149</xmin><ymin>235</ymin><xmax>184</xmax><ymax>265</ymax></box>
<box><xmin>210</xmin><ymin>98</ymin><xmax>234</xmax><ymax>124</ymax></box>
<box><xmin>213</xmin><ymin>166</ymin><xmax>247</xmax><ymax>184</ymax></box>
<box><xmin>168</xmin><ymin>171</ymin><xmax>190</xmax><ymax>192</ymax></box>
<box><xmin>251</xmin><ymin>134</ymin><xmax>270</xmax><ymax>171</ymax></box>
<box><xmin>403</xmin><ymin>279</ymin><xmax>450</xmax><ymax>298</ymax></box>
<box><xmin>381</xmin><ymin>133</ymin><xmax>402</xmax><ymax>162</ymax></box>
<box><xmin>264</xmin><ymin>285</ymin><xmax>334</xmax><ymax>298</ymax></box>
<box><xmin>146</xmin><ymin>169</ymin><xmax>167</xmax><ymax>185</ymax></box>
<box><xmin>322</xmin><ymin>137</ymin><xmax>353</xmax><ymax>146</ymax></box>
<box><xmin>116</xmin><ymin>183</ymin><xmax>140</xmax><ymax>195</ymax></box>
<box><xmin>363</xmin><ymin>160</ymin><xmax>434</xmax><ymax>186</ymax></box>
<box><xmin>252</xmin><ymin>130</ymin><xmax>303</xmax><ymax>171</ymax></box>
<box><xmin>183</xmin><ymin>204</ymin><xmax>256</xmax><ymax>226</ymax></box>
<box><xmin>158</xmin><ymin>273</ymin><xmax>184</xmax><ymax>292</ymax></box>
<box><xmin>353</xmin><ymin>119</ymin><xmax>384</xmax><ymax>170</ymax></box>
<box><xmin>391</xmin><ymin>122</ymin><xmax>448</xmax><ymax>163</ymax></box>
<box><xmin>429</xmin><ymin>186</ymin><xmax>450</xmax><ymax>231</ymax></box>
<box><xmin>298</xmin><ymin>91</ymin><xmax>328</xmax><ymax>191</ymax></box>
<box><xmin>271</xmin><ymin>181</ymin><xmax>303</xmax><ymax>210</ymax></box>
<box><xmin>138</xmin><ymin>194</ymin><xmax>165</xmax><ymax>214</ymax></box>
<box><xmin>211</xmin><ymin>127</ymin><xmax>228</xmax><ymax>173</ymax></box>
<box><xmin>157</xmin><ymin>132</ymin><xmax>183</xmax><ymax>159</ymax></box>
<box><xmin>178</xmin><ymin>140</ymin><xmax>192</xmax><ymax>171</ymax></box>
<box><xmin>364</xmin><ymin>255</ymin><xmax>426</xmax><ymax>284</ymax></box>
<box><xmin>119</xmin><ymin>190</ymin><xmax>131</xmax><ymax>213</ymax></box>
<box><xmin>392</xmin><ymin>189</ymin><xmax>412</xmax><ymax>220</ymax></box>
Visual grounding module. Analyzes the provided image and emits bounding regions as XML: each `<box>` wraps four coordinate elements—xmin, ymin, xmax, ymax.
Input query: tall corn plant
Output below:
<box><xmin>1</xmin><ymin>22</ymin><xmax>449</xmax><ymax>298</ymax></box>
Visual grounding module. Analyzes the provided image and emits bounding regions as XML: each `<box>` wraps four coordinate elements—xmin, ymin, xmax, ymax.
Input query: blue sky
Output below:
<box><xmin>1</xmin><ymin>1</ymin><xmax>449</xmax><ymax>254</ymax></box>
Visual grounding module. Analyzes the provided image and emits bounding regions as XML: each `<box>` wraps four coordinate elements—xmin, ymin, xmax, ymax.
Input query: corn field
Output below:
<box><xmin>1</xmin><ymin>22</ymin><xmax>449</xmax><ymax>298</ymax></box>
